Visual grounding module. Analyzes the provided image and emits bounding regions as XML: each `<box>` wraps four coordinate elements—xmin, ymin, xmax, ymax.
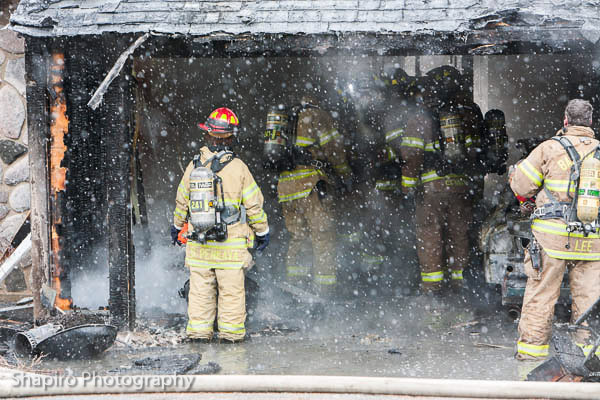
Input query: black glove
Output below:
<box><xmin>255</xmin><ymin>232</ymin><xmax>270</xmax><ymax>252</ymax></box>
<box><xmin>339</xmin><ymin>176</ymin><xmax>353</xmax><ymax>196</ymax></box>
<box><xmin>171</xmin><ymin>225</ymin><xmax>182</xmax><ymax>246</ymax></box>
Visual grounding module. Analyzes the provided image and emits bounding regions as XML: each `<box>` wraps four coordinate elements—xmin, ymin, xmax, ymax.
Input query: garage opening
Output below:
<box><xmin>64</xmin><ymin>47</ymin><xmax>600</xmax><ymax>324</ymax></box>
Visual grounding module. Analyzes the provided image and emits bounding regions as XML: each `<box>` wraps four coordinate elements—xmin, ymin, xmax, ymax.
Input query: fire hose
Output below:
<box><xmin>2</xmin><ymin>375</ymin><xmax>600</xmax><ymax>398</ymax></box>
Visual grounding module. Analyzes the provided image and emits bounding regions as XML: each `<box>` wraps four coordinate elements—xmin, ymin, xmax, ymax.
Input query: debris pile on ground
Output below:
<box><xmin>115</xmin><ymin>328</ymin><xmax>183</xmax><ymax>348</ymax></box>
<box><xmin>109</xmin><ymin>354</ymin><xmax>202</xmax><ymax>375</ymax></box>
<box><xmin>249</xmin><ymin>323</ymin><xmax>298</xmax><ymax>338</ymax></box>
<box><xmin>48</xmin><ymin>310</ymin><xmax>107</xmax><ymax>328</ymax></box>
<box><xmin>0</xmin><ymin>353</ymin><xmax>55</xmax><ymax>375</ymax></box>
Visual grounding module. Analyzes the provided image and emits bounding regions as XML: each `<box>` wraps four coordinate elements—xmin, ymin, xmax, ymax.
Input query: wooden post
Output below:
<box><xmin>24</xmin><ymin>38</ymin><xmax>51</xmax><ymax>323</ymax></box>
<box><xmin>104</xmin><ymin>37</ymin><xmax>136</xmax><ymax>330</ymax></box>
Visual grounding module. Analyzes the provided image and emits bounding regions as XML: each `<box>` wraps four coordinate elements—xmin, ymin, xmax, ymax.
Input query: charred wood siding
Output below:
<box><xmin>25</xmin><ymin>37</ymin><xmax>50</xmax><ymax>322</ymax></box>
<box><xmin>64</xmin><ymin>37</ymin><xmax>109</xmax><ymax>279</ymax></box>
<box><xmin>25</xmin><ymin>34</ymin><xmax>136</xmax><ymax>327</ymax></box>
<box><xmin>103</xmin><ymin>38</ymin><xmax>135</xmax><ymax>330</ymax></box>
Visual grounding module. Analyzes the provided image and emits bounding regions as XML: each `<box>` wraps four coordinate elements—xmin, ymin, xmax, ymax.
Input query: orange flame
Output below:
<box><xmin>52</xmin><ymin>277</ymin><xmax>73</xmax><ymax>311</ymax></box>
<box><xmin>50</xmin><ymin>53</ymin><xmax>68</xmax><ymax>193</ymax></box>
<box><xmin>49</xmin><ymin>52</ymin><xmax>72</xmax><ymax>311</ymax></box>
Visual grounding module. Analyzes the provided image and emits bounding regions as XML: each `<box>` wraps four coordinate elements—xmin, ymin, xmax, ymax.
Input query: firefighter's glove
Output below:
<box><xmin>171</xmin><ymin>225</ymin><xmax>182</xmax><ymax>246</ymax></box>
<box><xmin>255</xmin><ymin>232</ymin><xmax>270</xmax><ymax>252</ymax></box>
<box><xmin>341</xmin><ymin>177</ymin><xmax>353</xmax><ymax>195</ymax></box>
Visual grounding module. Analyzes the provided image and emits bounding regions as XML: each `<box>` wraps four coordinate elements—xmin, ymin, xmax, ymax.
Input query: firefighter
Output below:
<box><xmin>455</xmin><ymin>75</ymin><xmax>487</xmax><ymax>288</ymax></box>
<box><xmin>336</xmin><ymin>70</ymin><xmax>392</xmax><ymax>285</ymax></box>
<box><xmin>376</xmin><ymin>69</ymin><xmax>421</xmax><ymax>294</ymax></box>
<box><xmin>400</xmin><ymin>66</ymin><xmax>480</xmax><ymax>298</ymax></box>
<box><xmin>510</xmin><ymin>99</ymin><xmax>600</xmax><ymax>361</ymax></box>
<box><xmin>277</xmin><ymin>94</ymin><xmax>351</xmax><ymax>295</ymax></box>
<box><xmin>171</xmin><ymin>107</ymin><xmax>269</xmax><ymax>342</ymax></box>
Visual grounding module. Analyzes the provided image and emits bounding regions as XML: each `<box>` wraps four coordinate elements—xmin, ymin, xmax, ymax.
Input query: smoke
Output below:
<box><xmin>69</xmin><ymin>228</ymin><xmax>188</xmax><ymax>314</ymax></box>
<box><xmin>70</xmin><ymin>244</ymin><xmax>109</xmax><ymax>309</ymax></box>
<box><xmin>134</xmin><ymin>229</ymin><xmax>188</xmax><ymax>314</ymax></box>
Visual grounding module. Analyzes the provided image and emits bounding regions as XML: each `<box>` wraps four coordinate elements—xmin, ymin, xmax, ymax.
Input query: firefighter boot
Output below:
<box><xmin>450</xmin><ymin>276</ymin><xmax>469</xmax><ymax>306</ymax></box>
<box><xmin>416</xmin><ymin>289</ymin><xmax>448</xmax><ymax>313</ymax></box>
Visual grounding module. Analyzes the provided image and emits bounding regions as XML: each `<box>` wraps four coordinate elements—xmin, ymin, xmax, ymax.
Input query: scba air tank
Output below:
<box><xmin>189</xmin><ymin>166</ymin><xmax>218</xmax><ymax>235</ymax></box>
<box><xmin>439</xmin><ymin>110</ymin><xmax>466</xmax><ymax>166</ymax></box>
<box><xmin>577</xmin><ymin>155</ymin><xmax>600</xmax><ymax>224</ymax></box>
<box><xmin>264</xmin><ymin>106</ymin><xmax>289</xmax><ymax>163</ymax></box>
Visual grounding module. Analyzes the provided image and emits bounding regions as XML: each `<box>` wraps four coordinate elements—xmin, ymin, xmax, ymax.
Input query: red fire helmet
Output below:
<box><xmin>198</xmin><ymin>107</ymin><xmax>240</xmax><ymax>138</ymax></box>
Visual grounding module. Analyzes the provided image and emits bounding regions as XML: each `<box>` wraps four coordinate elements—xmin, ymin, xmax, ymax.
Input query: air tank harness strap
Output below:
<box><xmin>531</xmin><ymin>196</ymin><xmax>570</xmax><ymax>220</ymax></box>
<box><xmin>531</xmin><ymin>136</ymin><xmax>580</xmax><ymax>222</ymax></box>
<box><xmin>196</xmin><ymin>150</ymin><xmax>235</xmax><ymax>172</ymax></box>
<box><xmin>552</xmin><ymin>135</ymin><xmax>581</xmax><ymax>195</ymax></box>
<box><xmin>222</xmin><ymin>205</ymin><xmax>247</xmax><ymax>225</ymax></box>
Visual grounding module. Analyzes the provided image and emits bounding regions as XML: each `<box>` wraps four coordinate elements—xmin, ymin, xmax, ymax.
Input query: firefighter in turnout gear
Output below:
<box><xmin>277</xmin><ymin>94</ymin><xmax>351</xmax><ymax>294</ymax></box>
<box><xmin>400</xmin><ymin>66</ymin><xmax>480</xmax><ymax>295</ymax></box>
<box><xmin>337</xmin><ymin>70</ymin><xmax>399</xmax><ymax>284</ymax></box>
<box><xmin>376</xmin><ymin>69</ymin><xmax>421</xmax><ymax>293</ymax></box>
<box><xmin>510</xmin><ymin>99</ymin><xmax>600</xmax><ymax>361</ymax></box>
<box><xmin>172</xmin><ymin>107</ymin><xmax>269</xmax><ymax>342</ymax></box>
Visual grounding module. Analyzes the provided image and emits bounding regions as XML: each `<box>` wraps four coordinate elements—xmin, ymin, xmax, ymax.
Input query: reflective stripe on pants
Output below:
<box><xmin>287</xmin><ymin>265</ymin><xmax>310</xmax><ymax>277</ymax></box>
<box><xmin>186</xmin><ymin>319</ymin><xmax>213</xmax><ymax>336</ymax></box>
<box><xmin>517</xmin><ymin>341</ymin><xmax>549</xmax><ymax>358</ymax></box>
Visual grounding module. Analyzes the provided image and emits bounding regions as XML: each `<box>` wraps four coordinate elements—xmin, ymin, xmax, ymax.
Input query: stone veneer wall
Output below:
<box><xmin>0</xmin><ymin>29</ymin><xmax>29</xmax><ymax>248</ymax></box>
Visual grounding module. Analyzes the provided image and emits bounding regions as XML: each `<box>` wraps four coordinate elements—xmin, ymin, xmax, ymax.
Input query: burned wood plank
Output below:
<box><xmin>24</xmin><ymin>37</ymin><xmax>51</xmax><ymax>323</ymax></box>
<box><xmin>87</xmin><ymin>33</ymin><xmax>150</xmax><ymax>110</ymax></box>
<box><xmin>104</xmin><ymin>35</ymin><xmax>136</xmax><ymax>330</ymax></box>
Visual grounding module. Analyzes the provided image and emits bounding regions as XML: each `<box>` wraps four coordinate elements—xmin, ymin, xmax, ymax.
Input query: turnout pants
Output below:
<box><xmin>517</xmin><ymin>249</ymin><xmax>600</xmax><ymax>359</ymax></box>
<box><xmin>282</xmin><ymin>189</ymin><xmax>337</xmax><ymax>287</ymax></box>
<box><xmin>415</xmin><ymin>191</ymin><xmax>472</xmax><ymax>291</ymax></box>
<box><xmin>186</xmin><ymin>267</ymin><xmax>247</xmax><ymax>341</ymax></box>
